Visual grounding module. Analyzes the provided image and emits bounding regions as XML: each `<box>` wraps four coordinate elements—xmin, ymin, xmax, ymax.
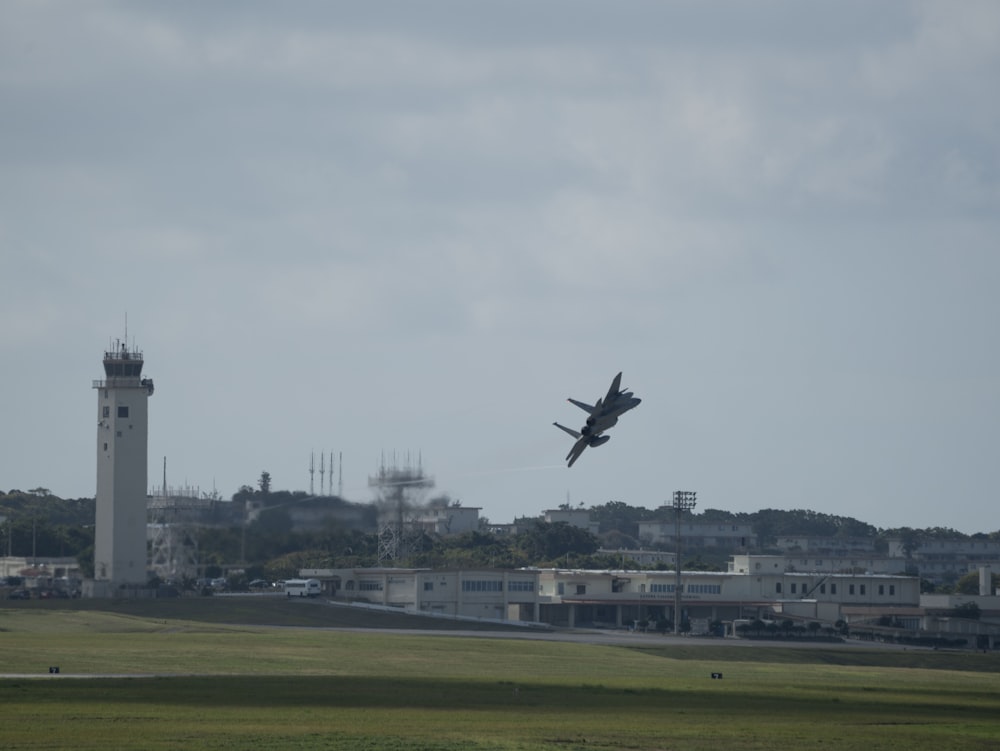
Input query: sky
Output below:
<box><xmin>2</xmin><ymin>1</ymin><xmax>999</xmax><ymax>534</ymax></box>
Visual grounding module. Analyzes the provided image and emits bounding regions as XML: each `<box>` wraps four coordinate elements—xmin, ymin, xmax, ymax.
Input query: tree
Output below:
<box><xmin>515</xmin><ymin>521</ymin><xmax>599</xmax><ymax>563</ymax></box>
<box><xmin>749</xmin><ymin>508</ymin><xmax>877</xmax><ymax>545</ymax></box>
<box><xmin>232</xmin><ymin>485</ymin><xmax>256</xmax><ymax>505</ymax></box>
<box><xmin>258</xmin><ymin>472</ymin><xmax>272</xmax><ymax>495</ymax></box>
<box><xmin>951</xmin><ymin>602</ymin><xmax>981</xmax><ymax>620</ymax></box>
<box><xmin>954</xmin><ymin>570</ymin><xmax>999</xmax><ymax>595</ymax></box>
<box><xmin>264</xmin><ymin>550</ymin><xmax>334</xmax><ymax>580</ymax></box>
<box><xmin>889</xmin><ymin>527</ymin><xmax>922</xmax><ymax>557</ymax></box>
<box><xmin>696</xmin><ymin>508</ymin><xmax>744</xmax><ymax>524</ymax></box>
<box><xmin>588</xmin><ymin>501</ymin><xmax>656</xmax><ymax>537</ymax></box>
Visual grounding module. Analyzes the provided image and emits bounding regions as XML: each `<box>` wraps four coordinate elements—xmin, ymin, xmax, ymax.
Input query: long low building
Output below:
<box><xmin>729</xmin><ymin>553</ymin><xmax>906</xmax><ymax>576</ymax></box>
<box><xmin>301</xmin><ymin>567</ymin><xmax>541</xmax><ymax>621</ymax></box>
<box><xmin>302</xmin><ymin>565</ymin><xmax>921</xmax><ymax>631</ymax></box>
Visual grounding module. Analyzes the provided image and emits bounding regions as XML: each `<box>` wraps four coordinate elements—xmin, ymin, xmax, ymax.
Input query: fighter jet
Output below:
<box><xmin>553</xmin><ymin>371</ymin><xmax>641</xmax><ymax>467</ymax></box>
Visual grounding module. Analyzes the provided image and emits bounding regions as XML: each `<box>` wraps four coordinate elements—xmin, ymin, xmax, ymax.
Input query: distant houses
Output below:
<box><xmin>638</xmin><ymin>520</ymin><xmax>756</xmax><ymax>549</ymax></box>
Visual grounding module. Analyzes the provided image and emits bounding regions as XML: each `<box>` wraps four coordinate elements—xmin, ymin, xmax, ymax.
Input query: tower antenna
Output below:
<box><xmin>309</xmin><ymin>452</ymin><xmax>315</xmax><ymax>495</ymax></box>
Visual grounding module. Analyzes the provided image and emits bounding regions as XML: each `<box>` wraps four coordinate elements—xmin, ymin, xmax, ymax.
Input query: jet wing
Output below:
<box><xmin>568</xmin><ymin>396</ymin><xmax>599</xmax><ymax>414</ymax></box>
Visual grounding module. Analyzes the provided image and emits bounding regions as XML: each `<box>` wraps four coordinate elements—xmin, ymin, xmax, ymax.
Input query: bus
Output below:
<box><xmin>284</xmin><ymin>578</ymin><xmax>322</xmax><ymax>598</ymax></box>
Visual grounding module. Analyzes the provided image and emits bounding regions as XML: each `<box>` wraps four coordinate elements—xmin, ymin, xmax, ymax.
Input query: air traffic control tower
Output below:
<box><xmin>91</xmin><ymin>338</ymin><xmax>154</xmax><ymax>594</ymax></box>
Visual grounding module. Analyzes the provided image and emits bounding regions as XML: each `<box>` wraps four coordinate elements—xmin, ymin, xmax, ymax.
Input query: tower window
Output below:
<box><xmin>117</xmin><ymin>406</ymin><xmax>129</xmax><ymax>418</ymax></box>
<box><xmin>103</xmin><ymin>406</ymin><xmax>110</xmax><ymax>418</ymax></box>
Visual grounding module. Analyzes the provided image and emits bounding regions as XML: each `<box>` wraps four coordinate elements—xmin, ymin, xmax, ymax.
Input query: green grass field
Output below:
<box><xmin>2</xmin><ymin>601</ymin><xmax>999</xmax><ymax>750</ymax></box>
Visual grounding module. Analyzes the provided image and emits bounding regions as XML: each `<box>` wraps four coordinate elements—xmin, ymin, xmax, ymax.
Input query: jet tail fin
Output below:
<box><xmin>605</xmin><ymin>371</ymin><xmax>623</xmax><ymax>401</ymax></box>
<box><xmin>566</xmin><ymin>435</ymin><xmax>589</xmax><ymax>466</ymax></box>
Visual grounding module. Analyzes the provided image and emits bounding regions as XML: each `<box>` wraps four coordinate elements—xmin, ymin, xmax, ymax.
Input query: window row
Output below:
<box><xmin>776</xmin><ymin>582</ymin><xmax>896</xmax><ymax>596</ymax></box>
<box><xmin>632</xmin><ymin>583</ymin><xmax>726</xmax><ymax>594</ymax></box>
<box><xmin>461</xmin><ymin>580</ymin><xmax>503</xmax><ymax>592</ymax></box>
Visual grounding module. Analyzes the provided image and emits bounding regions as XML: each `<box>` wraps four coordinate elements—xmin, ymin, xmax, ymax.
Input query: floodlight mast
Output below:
<box><xmin>672</xmin><ymin>491</ymin><xmax>697</xmax><ymax>635</ymax></box>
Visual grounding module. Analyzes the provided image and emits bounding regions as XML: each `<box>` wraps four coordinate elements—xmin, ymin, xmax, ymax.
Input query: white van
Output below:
<box><xmin>284</xmin><ymin>578</ymin><xmax>322</xmax><ymax>598</ymax></box>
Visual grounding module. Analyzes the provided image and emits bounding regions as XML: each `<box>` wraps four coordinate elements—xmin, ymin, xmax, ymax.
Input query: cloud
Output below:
<box><xmin>2</xmin><ymin>1</ymin><xmax>999</xmax><ymax>532</ymax></box>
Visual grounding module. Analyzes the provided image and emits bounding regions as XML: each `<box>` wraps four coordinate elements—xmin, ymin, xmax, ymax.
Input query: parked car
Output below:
<box><xmin>248</xmin><ymin>579</ymin><xmax>269</xmax><ymax>590</ymax></box>
<box><xmin>37</xmin><ymin>589</ymin><xmax>70</xmax><ymax>599</ymax></box>
<box><xmin>7</xmin><ymin>589</ymin><xmax>31</xmax><ymax>600</ymax></box>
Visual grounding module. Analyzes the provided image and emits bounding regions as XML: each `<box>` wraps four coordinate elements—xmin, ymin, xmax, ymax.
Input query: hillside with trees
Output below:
<box><xmin>3</xmin><ymin>487</ymin><xmax>998</xmax><ymax>590</ymax></box>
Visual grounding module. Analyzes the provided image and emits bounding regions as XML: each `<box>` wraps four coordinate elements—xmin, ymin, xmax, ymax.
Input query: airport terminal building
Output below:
<box><xmin>301</xmin><ymin>565</ymin><xmax>921</xmax><ymax>632</ymax></box>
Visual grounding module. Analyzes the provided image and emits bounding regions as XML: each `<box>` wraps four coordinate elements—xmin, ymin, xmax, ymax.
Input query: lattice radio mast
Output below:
<box><xmin>369</xmin><ymin>451</ymin><xmax>434</xmax><ymax>564</ymax></box>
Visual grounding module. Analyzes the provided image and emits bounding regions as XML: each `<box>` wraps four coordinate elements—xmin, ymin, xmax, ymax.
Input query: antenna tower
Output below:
<box><xmin>148</xmin><ymin>477</ymin><xmax>204</xmax><ymax>583</ymax></box>
<box><xmin>309</xmin><ymin>452</ymin><xmax>315</xmax><ymax>495</ymax></box>
<box><xmin>369</xmin><ymin>451</ymin><xmax>434</xmax><ymax>564</ymax></box>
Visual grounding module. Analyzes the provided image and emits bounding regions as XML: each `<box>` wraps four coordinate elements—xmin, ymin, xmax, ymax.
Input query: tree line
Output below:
<box><xmin>3</xmin><ymin>488</ymin><xmax>998</xmax><ymax>586</ymax></box>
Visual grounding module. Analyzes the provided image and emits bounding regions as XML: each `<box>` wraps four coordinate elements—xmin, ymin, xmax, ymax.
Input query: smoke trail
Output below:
<box><xmin>456</xmin><ymin>464</ymin><xmax>565</xmax><ymax>478</ymax></box>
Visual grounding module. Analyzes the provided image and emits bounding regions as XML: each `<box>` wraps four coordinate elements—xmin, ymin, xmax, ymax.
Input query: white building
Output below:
<box><xmin>773</xmin><ymin>536</ymin><xmax>877</xmax><ymax>554</ymax></box>
<box><xmin>598</xmin><ymin>549</ymin><xmax>676</xmax><ymax>567</ymax></box>
<box><xmin>534</xmin><ymin>568</ymin><xmax>918</xmax><ymax>629</ymax></box>
<box><xmin>887</xmin><ymin>538</ymin><xmax>1000</xmax><ymax>559</ymax></box>
<box><xmin>885</xmin><ymin>537</ymin><xmax>1000</xmax><ymax>584</ymax></box>
<box><xmin>301</xmin><ymin>567</ymin><xmax>540</xmax><ymax>622</ymax></box>
<box><xmin>729</xmin><ymin>554</ymin><xmax>905</xmax><ymax>576</ymax></box>
<box><xmin>412</xmin><ymin>505</ymin><xmax>482</xmax><ymax>536</ymax></box>
<box><xmin>0</xmin><ymin>556</ymin><xmax>82</xmax><ymax>592</ymax></box>
<box><xmin>304</xmin><ymin>564</ymin><xmax>920</xmax><ymax>632</ymax></box>
<box><xmin>638</xmin><ymin>520</ymin><xmax>755</xmax><ymax>548</ymax></box>
<box><xmin>543</xmin><ymin>509</ymin><xmax>599</xmax><ymax>535</ymax></box>
<box><xmin>843</xmin><ymin>589</ymin><xmax>1000</xmax><ymax>650</ymax></box>
<box><xmin>89</xmin><ymin>339</ymin><xmax>154</xmax><ymax>594</ymax></box>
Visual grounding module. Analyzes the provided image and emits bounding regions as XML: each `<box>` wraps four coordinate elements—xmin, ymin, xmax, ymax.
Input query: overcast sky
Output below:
<box><xmin>3</xmin><ymin>1</ymin><xmax>999</xmax><ymax>533</ymax></box>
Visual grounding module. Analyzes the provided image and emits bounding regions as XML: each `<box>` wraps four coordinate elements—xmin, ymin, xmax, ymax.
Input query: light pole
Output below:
<box><xmin>672</xmin><ymin>491</ymin><xmax>696</xmax><ymax>635</ymax></box>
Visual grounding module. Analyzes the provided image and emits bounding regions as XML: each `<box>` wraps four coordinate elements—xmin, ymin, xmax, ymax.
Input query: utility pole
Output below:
<box><xmin>672</xmin><ymin>491</ymin><xmax>696</xmax><ymax>635</ymax></box>
<box><xmin>0</xmin><ymin>514</ymin><xmax>9</xmax><ymax>558</ymax></box>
